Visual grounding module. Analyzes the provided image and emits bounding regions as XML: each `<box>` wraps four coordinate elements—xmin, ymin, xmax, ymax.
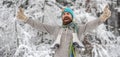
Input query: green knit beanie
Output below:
<box><xmin>62</xmin><ymin>7</ymin><xmax>74</xmax><ymax>19</ymax></box>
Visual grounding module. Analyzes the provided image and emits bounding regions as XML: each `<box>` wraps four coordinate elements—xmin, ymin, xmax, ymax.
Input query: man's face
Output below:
<box><xmin>62</xmin><ymin>12</ymin><xmax>72</xmax><ymax>25</ymax></box>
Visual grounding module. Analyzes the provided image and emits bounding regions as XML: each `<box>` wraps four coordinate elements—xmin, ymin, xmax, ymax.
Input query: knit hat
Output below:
<box><xmin>62</xmin><ymin>7</ymin><xmax>74</xmax><ymax>19</ymax></box>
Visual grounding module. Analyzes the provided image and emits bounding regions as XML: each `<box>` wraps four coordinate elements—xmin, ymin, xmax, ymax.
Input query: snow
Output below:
<box><xmin>115</xmin><ymin>7</ymin><xmax>120</xmax><ymax>12</ymax></box>
<box><xmin>0</xmin><ymin>0</ymin><xmax>120</xmax><ymax>57</ymax></box>
<box><xmin>118</xmin><ymin>7</ymin><xmax>120</xmax><ymax>12</ymax></box>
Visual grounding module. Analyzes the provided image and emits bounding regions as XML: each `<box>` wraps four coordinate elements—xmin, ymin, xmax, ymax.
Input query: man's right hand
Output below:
<box><xmin>17</xmin><ymin>7</ymin><xmax>28</xmax><ymax>22</ymax></box>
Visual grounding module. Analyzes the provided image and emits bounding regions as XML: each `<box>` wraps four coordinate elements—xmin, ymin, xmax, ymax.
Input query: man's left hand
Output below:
<box><xmin>99</xmin><ymin>5</ymin><xmax>111</xmax><ymax>22</ymax></box>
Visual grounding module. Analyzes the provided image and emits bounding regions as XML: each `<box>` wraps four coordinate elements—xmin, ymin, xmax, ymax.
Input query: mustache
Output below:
<box><xmin>64</xmin><ymin>16</ymin><xmax>71</xmax><ymax>20</ymax></box>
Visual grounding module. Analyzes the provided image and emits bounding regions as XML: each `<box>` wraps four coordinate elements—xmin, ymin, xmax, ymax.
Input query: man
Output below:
<box><xmin>17</xmin><ymin>5</ymin><xmax>111</xmax><ymax>57</ymax></box>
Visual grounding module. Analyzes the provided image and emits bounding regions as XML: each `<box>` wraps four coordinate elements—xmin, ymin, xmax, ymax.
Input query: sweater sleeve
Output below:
<box><xmin>25</xmin><ymin>18</ymin><xmax>59</xmax><ymax>35</ymax></box>
<box><xmin>78</xmin><ymin>18</ymin><xmax>104</xmax><ymax>35</ymax></box>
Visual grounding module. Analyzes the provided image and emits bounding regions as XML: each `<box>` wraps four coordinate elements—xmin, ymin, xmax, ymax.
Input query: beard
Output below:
<box><xmin>63</xmin><ymin>16</ymin><xmax>72</xmax><ymax>25</ymax></box>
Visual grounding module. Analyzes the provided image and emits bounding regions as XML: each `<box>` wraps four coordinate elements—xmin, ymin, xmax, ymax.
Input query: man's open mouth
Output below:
<box><xmin>64</xmin><ymin>18</ymin><xmax>68</xmax><ymax>20</ymax></box>
<box><xmin>64</xmin><ymin>17</ymin><xmax>70</xmax><ymax>20</ymax></box>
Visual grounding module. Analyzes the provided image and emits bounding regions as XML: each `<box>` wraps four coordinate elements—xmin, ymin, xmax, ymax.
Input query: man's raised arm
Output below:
<box><xmin>79</xmin><ymin>5</ymin><xmax>111</xmax><ymax>34</ymax></box>
<box><xmin>16</xmin><ymin>8</ymin><xmax>57</xmax><ymax>35</ymax></box>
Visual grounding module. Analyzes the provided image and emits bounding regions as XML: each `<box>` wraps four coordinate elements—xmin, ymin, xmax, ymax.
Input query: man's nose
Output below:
<box><xmin>64</xmin><ymin>14</ymin><xmax>69</xmax><ymax>16</ymax></box>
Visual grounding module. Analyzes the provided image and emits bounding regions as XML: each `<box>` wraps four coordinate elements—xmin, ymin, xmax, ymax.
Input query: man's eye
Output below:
<box><xmin>67</xmin><ymin>13</ymin><xmax>70</xmax><ymax>15</ymax></box>
<box><xmin>63</xmin><ymin>13</ymin><xmax>65</xmax><ymax>15</ymax></box>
